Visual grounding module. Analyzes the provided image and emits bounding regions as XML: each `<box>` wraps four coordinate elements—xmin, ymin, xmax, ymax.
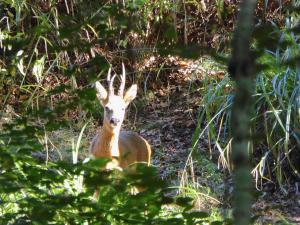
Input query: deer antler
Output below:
<box><xmin>107</xmin><ymin>67</ymin><xmax>116</xmax><ymax>96</ymax></box>
<box><xmin>118</xmin><ymin>63</ymin><xmax>126</xmax><ymax>96</ymax></box>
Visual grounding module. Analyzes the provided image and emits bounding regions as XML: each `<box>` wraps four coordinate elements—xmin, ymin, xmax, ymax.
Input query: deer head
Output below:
<box><xmin>95</xmin><ymin>64</ymin><xmax>137</xmax><ymax>131</ymax></box>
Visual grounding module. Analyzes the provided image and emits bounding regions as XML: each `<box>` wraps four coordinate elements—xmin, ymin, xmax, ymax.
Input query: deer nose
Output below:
<box><xmin>110</xmin><ymin>118</ymin><xmax>120</xmax><ymax>125</ymax></box>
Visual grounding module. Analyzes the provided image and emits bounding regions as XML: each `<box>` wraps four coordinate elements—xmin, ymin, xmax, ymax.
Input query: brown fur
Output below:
<box><xmin>90</xmin><ymin>124</ymin><xmax>151</xmax><ymax>169</ymax></box>
<box><xmin>91</xmin><ymin>65</ymin><xmax>151</xmax><ymax>170</ymax></box>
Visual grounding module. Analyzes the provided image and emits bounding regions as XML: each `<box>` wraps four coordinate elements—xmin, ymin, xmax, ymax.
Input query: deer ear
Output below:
<box><xmin>124</xmin><ymin>84</ymin><xmax>137</xmax><ymax>106</ymax></box>
<box><xmin>95</xmin><ymin>81</ymin><xmax>108</xmax><ymax>104</ymax></box>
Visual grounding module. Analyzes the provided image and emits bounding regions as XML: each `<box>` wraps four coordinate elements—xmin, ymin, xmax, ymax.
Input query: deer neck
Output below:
<box><xmin>99</xmin><ymin>123</ymin><xmax>120</xmax><ymax>157</ymax></box>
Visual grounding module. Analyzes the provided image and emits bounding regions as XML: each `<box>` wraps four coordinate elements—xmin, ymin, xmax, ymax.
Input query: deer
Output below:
<box><xmin>90</xmin><ymin>64</ymin><xmax>151</xmax><ymax>173</ymax></box>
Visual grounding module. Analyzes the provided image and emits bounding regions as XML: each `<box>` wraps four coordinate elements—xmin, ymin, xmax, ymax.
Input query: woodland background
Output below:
<box><xmin>0</xmin><ymin>0</ymin><xmax>300</xmax><ymax>224</ymax></box>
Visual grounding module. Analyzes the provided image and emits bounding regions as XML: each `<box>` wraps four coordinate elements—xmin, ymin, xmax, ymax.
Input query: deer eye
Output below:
<box><xmin>104</xmin><ymin>106</ymin><xmax>110</xmax><ymax>111</ymax></box>
<box><xmin>121</xmin><ymin>107</ymin><xmax>125</xmax><ymax>111</ymax></box>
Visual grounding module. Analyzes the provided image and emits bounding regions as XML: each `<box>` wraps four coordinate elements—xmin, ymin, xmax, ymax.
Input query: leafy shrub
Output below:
<box><xmin>0</xmin><ymin>116</ymin><xmax>229</xmax><ymax>224</ymax></box>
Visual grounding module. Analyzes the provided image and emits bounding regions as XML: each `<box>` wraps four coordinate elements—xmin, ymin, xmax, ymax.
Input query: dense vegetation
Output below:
<box><xmin>1</xmin><ymin>0</ymin><xmax>299</xmax><ymax>224</ymax></box>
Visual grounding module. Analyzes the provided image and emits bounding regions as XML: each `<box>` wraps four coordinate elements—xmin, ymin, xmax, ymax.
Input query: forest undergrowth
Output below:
<box><xmin>31</xmin><ymin>55</ymin><xmax>300</xmax><ymax>224</ymax></box>
<box><xmin>1</xmin><ymin>0</ymin><xmax>300</xmax><ymax>224</ymax></box>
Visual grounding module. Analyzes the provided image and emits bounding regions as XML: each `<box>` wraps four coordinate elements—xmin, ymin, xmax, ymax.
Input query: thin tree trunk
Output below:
<box><xmin>228</xmin><ymin>0</ymin><xmax>257</xmax><ymax>225</ymax></box>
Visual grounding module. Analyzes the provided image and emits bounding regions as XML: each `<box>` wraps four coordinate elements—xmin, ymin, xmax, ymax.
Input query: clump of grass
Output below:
<box><xmin>177</xmin><ymin>57</ymin><xmax>228</xmax><ymax>212</ymax></box>
<box><xmin>189</xmin><ymin>20</ymin><xmax>300</xmax><ymax>190</ymax></box>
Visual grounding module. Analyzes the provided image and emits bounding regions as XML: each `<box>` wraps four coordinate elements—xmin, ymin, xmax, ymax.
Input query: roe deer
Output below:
<box><xmin>90</xmin><ymin>64</ymin><xmax>151</xmax><ymax>171</ymax></box>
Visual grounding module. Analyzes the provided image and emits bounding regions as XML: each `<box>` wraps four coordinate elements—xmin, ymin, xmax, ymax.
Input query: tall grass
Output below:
<box><xmin>189</xmin><ymin>18</ymin><xmax>300</xmax><ymax>190</ymax></box>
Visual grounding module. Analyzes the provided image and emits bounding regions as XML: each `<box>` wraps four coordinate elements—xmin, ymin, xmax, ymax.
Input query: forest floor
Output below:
<box><xmin>128</xmin><ymin>56</ymin><xmax>300</xmax><ymax>224</ymax></box>
<box><xmin>46</xmin><ymin>56</ymin><xmax>300</xmax><ymax>224</ymax></box>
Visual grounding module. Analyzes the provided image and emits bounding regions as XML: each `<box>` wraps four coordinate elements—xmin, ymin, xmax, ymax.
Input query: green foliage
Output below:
<box><xmin>252</xmin><ymin>19</ymin><xmax>300</xmax><ymax>190</ymax></box>
<box><xmin>1</xmin><ymin>0</ymin><xmax>298</xmax><ymax>223</ymax></box>
<box><xmin>193</xmin><ymin>5</ymin><xmax>300</xmax><ymax>190</ymax></box>
<box><xmin>0</xmin><ymin>1</ymin><xmax>229</xmax><ymax>224</ymax></box>
<box><xmin>0</xmin><ymin>117</ymin><xmax>216</xmax><ymax>224</ymax></box>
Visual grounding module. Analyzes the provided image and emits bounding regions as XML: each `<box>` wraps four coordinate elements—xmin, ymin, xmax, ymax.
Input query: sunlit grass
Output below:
<box><xmin>188</xmin><ymin>45</ymin><xmax>300</xmax><ymax>190</ymax></box>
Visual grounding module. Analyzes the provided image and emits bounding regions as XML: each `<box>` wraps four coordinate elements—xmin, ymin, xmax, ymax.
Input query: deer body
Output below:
<box><xmin>90</xmin><ymin>64</ymin><xmax>151</xmax><ymax>170</ymax></box>
<box><xmin>91</xmin><ymin>130</ymin><xmax>151</xmax><ymax>168</ymax></box>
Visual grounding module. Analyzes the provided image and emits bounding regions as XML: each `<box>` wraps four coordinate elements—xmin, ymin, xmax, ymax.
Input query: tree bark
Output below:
<box><xmin>228</xmin><ymin>1</ymin><xmax>257</xmax><ymax>225</ymax></box>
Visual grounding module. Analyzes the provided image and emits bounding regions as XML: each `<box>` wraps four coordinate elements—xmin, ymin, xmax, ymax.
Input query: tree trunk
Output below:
<box><xmin>228</xmin><ymin>0</ymin><xmax>257</xmax><ymax>225</ymax></box>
